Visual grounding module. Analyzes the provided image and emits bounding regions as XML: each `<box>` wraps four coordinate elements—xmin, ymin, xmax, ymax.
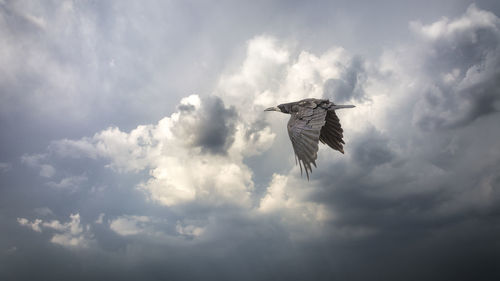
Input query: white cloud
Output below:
<box><xmin>108</xmin><ymin>215</ymin><xmax>173</xmax><ymax>239</ymax></box>
<box><xmin>50</xmin><ymin>95</ymin><xmax>258</xmax><ymax>207</ymax></box>
<box><xmin>108</xmin><ymin>215</ymin><xmax>209</xmax><ymax>243</ymax></box>
<box><xmin>17</xmin><ymin>213</ymin><xmax>93</xmax><ymax>248</ymax></box>
<box><xmin>109</xmin><ymin>215</ymin><xmax>208</xmax><ymax>241</ymax></box>
<box><xmin>17</xmin><ymin>217</ymin><xmax>42</xmax><ymax>232</ymax></box>
<box><xmin>45</xmin><ymin>214</ymin><xmax>92</xmax><ymax>248</ymax></box>
<box><xmin>259</xmin><ymin>174</ymin><xmax>332</xmax><ymax>229</ymax></box>
<box><xmin>259</xmin><ymin>174</ymin><xmax>290</xmax><ymax>213</ymax></box>
<box><xmin>110</xmin><ymin>215</ymin><xmax>152</xmax><ymax>236</ymax></box>
<box><xmin>175</xmin><ymin>221</ymin><xmax>205</xmax><ymax>238</ymax></box>
<box><xmin>216</xmin><ymin>36</ymin><xmax>356</xmax><ymax>122</ymax></box>
<box><xmin>410</xmin><ymin>4</ymin><xmax>499</xmax><ymax>40</ymax></box>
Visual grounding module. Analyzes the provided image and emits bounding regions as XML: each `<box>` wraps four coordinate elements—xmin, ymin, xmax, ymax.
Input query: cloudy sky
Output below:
<box><xmin>1</xmin><ymin>0</ymin><xmax>500</xmax><ymax>280</ymax></box>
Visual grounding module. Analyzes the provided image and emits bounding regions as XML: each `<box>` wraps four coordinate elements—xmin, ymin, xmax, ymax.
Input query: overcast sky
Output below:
<box><xmin>1</xmin><ymin>1</ymin><xmax>500</xmax><ymax>280</ymax></box>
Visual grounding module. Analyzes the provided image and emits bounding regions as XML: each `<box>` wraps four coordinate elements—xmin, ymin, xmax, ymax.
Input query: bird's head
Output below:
<box><xmin>264</xmin><ymin>104</ymin><xmax>290</xmax><ymax>114</ymax></box>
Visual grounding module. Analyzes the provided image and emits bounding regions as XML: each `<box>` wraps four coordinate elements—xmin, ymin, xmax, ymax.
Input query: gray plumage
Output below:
<box><xmin>265</xmin><ymin>98</ymin><xmax>354</xmax><ymax>180</ymax></box>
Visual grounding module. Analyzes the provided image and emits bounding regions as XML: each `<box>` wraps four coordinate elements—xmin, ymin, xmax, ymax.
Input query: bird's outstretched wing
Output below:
<box><xmin>287</xmin><ymin>100</ymin><xmax>327</xmax><ymax>179</ymax></box>
<box><xmin>319</xmin><ymin>110</ymin><xmax>345</xmax><ymax>153</ymax></box>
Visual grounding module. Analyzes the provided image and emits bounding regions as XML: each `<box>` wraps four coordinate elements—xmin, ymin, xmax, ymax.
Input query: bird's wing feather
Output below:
<box><xmin>287</xmin><ymin>103</ymin><xmax>327</xmax><ymax>180</ymax></box>
<box><xmin>319</xmin><ymin>110</ymin><xmax>345</xmax><ymax>153</ymax></box>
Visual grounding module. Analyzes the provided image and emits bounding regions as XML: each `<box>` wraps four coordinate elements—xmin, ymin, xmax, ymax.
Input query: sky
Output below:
<box><xmin>1</xmin><ymin>0</ymin><xmax>500</xmax><ymax>280</ymax></box>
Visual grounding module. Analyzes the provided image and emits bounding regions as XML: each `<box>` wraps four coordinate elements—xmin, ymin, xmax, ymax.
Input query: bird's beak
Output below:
<box><xmin>264</xmin><ymin>106</ymin><xmax>280</xmax><ymax>112</ymax></box>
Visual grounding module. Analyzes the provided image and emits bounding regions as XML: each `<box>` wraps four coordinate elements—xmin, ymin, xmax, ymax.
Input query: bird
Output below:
<box><xmin>265</xmin><ymin>98</ymin><xmax>354</xmax><ymax>180</ymax></box>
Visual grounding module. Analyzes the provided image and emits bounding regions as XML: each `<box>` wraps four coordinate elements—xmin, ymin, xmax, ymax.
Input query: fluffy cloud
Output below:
<box><xmin>258</xmin><ymin>173</ymin><xmax>332</xmax><ymax>240</ymax></box>
<box><xmin>109</xmin><ymin>215</ymin><xmax>206</xmax><ymax>242</ymax></box>
<box><xmin>259</xmin><ymin>174</ymin><xmax>330</xmax><ymax>222</ymax></box>
<box><xmin>216</xmin><ymin>36</ymin><xmax>364</xmax><ymax>118</ymax></box>
<box><xmin>110</xmin><ymin>215</ymin><xmax>160</xmax><ymax>236</ymax></box>
<box><xmin>17</xmin><ymin>217</ymin><xmax>42</xmax><ymax>232</ymax></box>
<box><xmin>37</xmin><ymin>35</ymin><xmax>368</xmax><ymax>214</ymax></box>
<box><xmin>47</xmin><ymin>95</ymin><xmax>265</xmax><ymax>207</ymax></box>
<box><xmin>17</xmin><ymin>213</ymin><xmax>92</xmax><ymax>248</ymax></box>
<box><xmin>175</xmin><ymin>221</ymin><xmax>205</xmax><ymax>238</ymax></box>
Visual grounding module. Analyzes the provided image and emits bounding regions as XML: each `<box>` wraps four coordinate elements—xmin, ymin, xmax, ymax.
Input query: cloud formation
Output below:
<box><xmin>192</xmin><ymin>96</ymin><xmax>238</xmax><ymax>154</ymax></box>
<box><xmin>18</xmin><ymin>214</ymin><xmax>92</xmax><ymax>248</ymax></box>
<box><xmin>46</xmin><ymin>94</ymin><xmax>268</xmax><ymax>207</ymax></box>
<box><xmin>323</xmin><ymin>56</ymin><xmax>367</xmax><ymax>102</ymax></box>
<box><xmin>109</xmin><ymin>215</ymin><xmax>159</xmax><ymax>236</ymax></box>
<box><xmin>3</xmin><ymin>3</ymin><xmax>500</xmax><ymax>281</ymax></box>
<box><xmin>410</xmin><ymin>4</ymin><xmax>500</xmax><ymax>129</ymax></box>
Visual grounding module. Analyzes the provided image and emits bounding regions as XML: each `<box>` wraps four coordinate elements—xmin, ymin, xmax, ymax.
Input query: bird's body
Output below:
<box><xmin>265</xmin><ymin>98</ymin><xmax>354</xmax><ymax>179</ymax></box>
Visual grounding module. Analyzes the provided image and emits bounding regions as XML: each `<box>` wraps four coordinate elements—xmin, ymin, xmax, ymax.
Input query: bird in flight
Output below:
<box><xmin>265</xmin><ymin>98</ymin><xmax>354</xmax><ymax>179</ymax></box>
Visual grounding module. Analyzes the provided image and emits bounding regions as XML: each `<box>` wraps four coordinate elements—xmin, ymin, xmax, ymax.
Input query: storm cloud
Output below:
<box><xmin>2</xmin><ymin>1</ymin><xmax>500</xmax><ymax>281</ymax></box>
<box><xmin>192</xmin><ymin>96</ymin><xmax>237</xmax><ymax>154</ymax></box>
<box><xmin>411</xmin><ymin>4</ymin><xmax>500</xmax><ymax>130</ymax></box>
<box><xmin>323</xmin><ymin>56</ymin><xmax>367</xmax><ymax>102</ymax></box>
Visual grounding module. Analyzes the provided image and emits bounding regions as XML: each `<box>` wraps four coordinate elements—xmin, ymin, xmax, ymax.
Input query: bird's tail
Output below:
<box><xmin>330</xmin><ymin>104</ymin><xmax>355</xmax><ymax>110</ymax></box>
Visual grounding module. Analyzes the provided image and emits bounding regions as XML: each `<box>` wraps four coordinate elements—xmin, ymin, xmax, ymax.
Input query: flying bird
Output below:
<box><xmin>265</xmin><ymin>98</ymin><xmax>354</xmax><ymax>179</ymax></box>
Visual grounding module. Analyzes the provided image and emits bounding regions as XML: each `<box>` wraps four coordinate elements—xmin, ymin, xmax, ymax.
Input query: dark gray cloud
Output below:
<box><xmin>412</xmin><ymin>5</ymin><xmax>500</xmax><ymax>130</ymax></box>
<box><xmin>193</xmin><ymin>96</ymin><xmax>237</xmax><ymax>154</ymax></box>
<box><xmin>307</xmin><ymin>122</ymin><xmax>500</xmax><ymax>280</ymax></box>
<box><xmin>351</xmin><ymin>126</ymin><xmax>394</xmax><ymax>169</ymax></box>
<box><xmin>323</xmin><ymin>56</ymin><xmax>367</xmax><ymax>103</ymax></box>
<box><xmin>297</xmin><ymin>7</ymin><xmax>500</xmax><ymax>280</ymax></box>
